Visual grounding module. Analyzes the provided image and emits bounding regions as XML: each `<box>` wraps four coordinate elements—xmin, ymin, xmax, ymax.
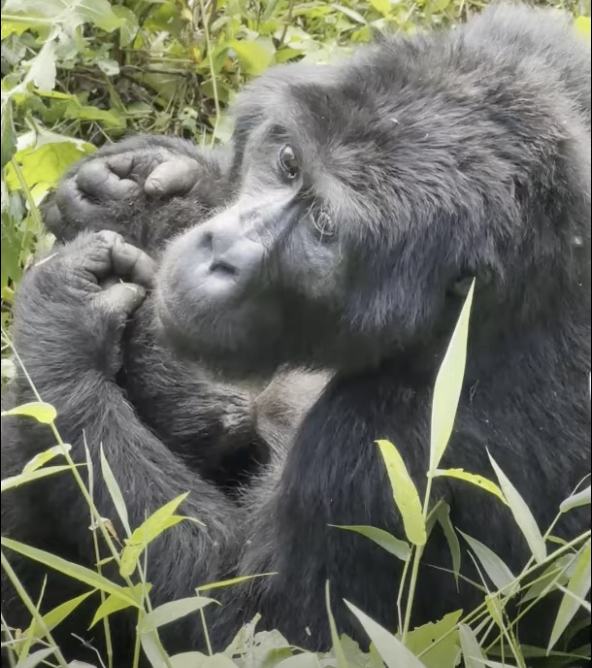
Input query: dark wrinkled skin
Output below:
<box><xmin>2</xmin><ymin>4</ymin><xmax>591</xmax><ymax>666</ymax></box>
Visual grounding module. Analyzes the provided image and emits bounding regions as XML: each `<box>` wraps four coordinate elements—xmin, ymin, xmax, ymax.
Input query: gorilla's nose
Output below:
<box><xmin>196</xmin><ymin>215</ymin><xmax>265</xmax><ymax>281</ymax></box>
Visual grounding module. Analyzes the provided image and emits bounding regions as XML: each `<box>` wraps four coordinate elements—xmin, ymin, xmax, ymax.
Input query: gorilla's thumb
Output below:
<box><xmin>98</xmin><ymin>282</ymin><xmax>146</xmax><ymax>318</ymax></box>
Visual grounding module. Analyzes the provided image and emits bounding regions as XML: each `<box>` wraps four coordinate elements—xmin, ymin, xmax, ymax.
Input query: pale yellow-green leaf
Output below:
<box><xmin>331</xmin><ymin>525</ymin><xmax>411</xmax><ymax>562</ymax></box>
<box><xmin>169</xmin><ymin>654</ymin><xmax>208</xmax><ymax>668</ymax></box>
<box><xmin>575</xmin><ymin>16</ymin><xmax>591</xmax><ymax>40</ymax></box>
<box><xmin>230</xmin><ymin>40</ymin><xmax>273</xmax><ymax>75</ymax></box>
<box><xmin>120</xmin><ymin>492</ymin><xmax>197</xmax><ymax>577</ymax></box>
<box><xmin>560</xmin><ymin>485</ymin><xmax>591</xmax><ymax>514</ymax></box>
<box><xmin>13</xmin><ymin>647</ymin><xmax>55</xmax><ymax>668</ymax></box>
<box><xmin>430</xmin><ymin>280</ymin><xmax>475</xmax><ymax>472</ymax></box>
<box><xmin>325</xmin><ymin>582</ymin><xmax>349</xmax><ymax>668</ymax></box>
<box><xmin>2</xmin><ymin>401</ymin><xmax>57</xmax><ymax>424</ymax></box>
<box><xmin>1</xmin><ymin>537</ymin><xmax>138</xmax><ymax>606</ymax></box>
<box><xmin>405</xmin><ymin>611</ymin><xmax>462</xmax><ymax>668</ymax></box>
<box><xmin>100</xmin><ymin>444</ymin><xmax>131</xmax><ymax>537</ymax></box>
<box><xmin>345</xmin><ymin>600</ymin><xmax>427</xmax><ymax>668</ymax></box>
<box><xmin>23</xmin><ymin>444</ymin><xmax>71</xmax><ymax>474</ymax></box>
<box><xmin>1</xmin><ymin>465</ymin><xmax>81</xmax><ymax>493</ymax></box>
<box><xmin>548</xmin><ymin>541</ymin><xmax>592</xmax><ymax>653</ymax></box>
<box><xmin>90</xmin><ymin>584</ymin><xmax>149</xmax><ymax>628</ymax></box>
<box><xmin>433</xmin><ymin>468</ymin><xmax>506</xmax><ymax>505</ymax></box>
<box><xmin>197</xmin><ymin>572</ymin><xmax>277</xmax><ymax>593</ymax></box>
<box><xmin>369</xmin><ymin>0</ymin><xmax>392</xmax><ymax>16</ymax></box>
<box><xmin>485</xmin><ymin>594</ymin><xmax>505</xmax><ymax>629</ymax></box>
<box><xmin>426</xmin><ymin>501</ymin><xmax>462</xmax><ymax>585</ymax></box>
<box><xmin>276</xmin><ymin>653</ymin><xmax>321</xmax><ymax>667</ymax></box>
<box><xmin>488</xmin><ymin>451</ymin><xmax>547</xmax><ymax>564</ymax></box>
<box><xmin>140</xmin><ymin>596</ymin><xmax>218</xmax><ymax>633</ymax></box>
<box><xmin>377</xmin><ymin>439</ymin><xmax>426</xmax><ymax>547</ymax></box>
<box><xmin>458</xmin><ymin>624</ymin><xmax>486</xmax><ymax>668</ymax></box>
<box><xmin>459</xmin><ymin>531</ymin><xmax>518</xmax><ymax>593</ymax></box>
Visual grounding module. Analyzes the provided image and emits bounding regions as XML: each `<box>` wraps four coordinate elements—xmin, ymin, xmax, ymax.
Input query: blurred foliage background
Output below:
<box><xmin>1</xmin><ymin>0</ymin><xmax>590</xmax><ymax>366</ymax></box>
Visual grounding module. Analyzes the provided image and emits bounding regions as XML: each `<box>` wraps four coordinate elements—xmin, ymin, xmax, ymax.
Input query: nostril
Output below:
<box><xmin>199</xmin><ymin>231</ymin><xmax>213</xmax><ymax>250</ymax></box>
<box><xmin>210</xmin><ymin>260</ymin><xmax>238</xmax><ymax>277</ymax></box>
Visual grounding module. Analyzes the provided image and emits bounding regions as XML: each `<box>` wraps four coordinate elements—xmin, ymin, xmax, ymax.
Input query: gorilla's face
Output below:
<box><xmin>156</xmin><ymin>59</ymin><xmax>520</xmax><ymax>378</ymax></box>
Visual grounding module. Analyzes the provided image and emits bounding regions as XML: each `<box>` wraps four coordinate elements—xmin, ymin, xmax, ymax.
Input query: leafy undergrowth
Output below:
<box><xmin>2</xmin><ymin>285</ymin><xmax>590</xmax><ymax>668</ymax></box>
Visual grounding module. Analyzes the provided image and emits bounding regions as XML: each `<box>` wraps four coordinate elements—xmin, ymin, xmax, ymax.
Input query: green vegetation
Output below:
<box><xmin>1</xmin><ymin>1</ymin><xmax>591</xmax><ymax>666</ymax></box>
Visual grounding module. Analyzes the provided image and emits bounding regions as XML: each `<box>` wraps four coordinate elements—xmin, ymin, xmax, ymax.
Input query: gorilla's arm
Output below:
<box><xmin>42</xmin><ymin>135</ymin><xmax>232</xmax><ymax>251</ymax></box>
<box><xmin>1</xmin><ymin>232</ymin><xmax>239</xmax><ymax>659</ymax></box>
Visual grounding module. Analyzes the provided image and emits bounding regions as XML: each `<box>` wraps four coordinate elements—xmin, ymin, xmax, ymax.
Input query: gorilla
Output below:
<box><xmin>2</xmin><ymin>3</ymin><xmax>590</xmax><ymax>665</ymax></box>
<box><xmin>41</xmin><ymin>139</ymin><xmax>330</xmax><ymax>490</ymax></box>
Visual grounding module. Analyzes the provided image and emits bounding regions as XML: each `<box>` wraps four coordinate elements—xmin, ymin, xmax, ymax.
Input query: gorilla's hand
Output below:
<box><xmin>42</xmin><ymin>135</ymin><xmax>221</xmax><ymax>247</ymax></box>
<box><xmin>13</xmin><ymin>231</ymin><xmax>155</xmax><ymax>379</ymax></box>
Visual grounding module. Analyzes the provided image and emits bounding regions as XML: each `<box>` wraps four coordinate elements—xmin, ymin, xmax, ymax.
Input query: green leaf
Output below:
<box><xmin>100</xmin><ymin>445</ymin><xmax>131</xmax><ymax>537</ymax></box>
<box><xmin>425</xmin><ymin>501</ymin><xmax>461</xmax><ymax>586</ymax></box>
<box><xmin>24</xmin><ymin>590</ymin><xmax>94</xmax><ymax>640</ymax></box>
<box><xmin>331</xmin><ymin>525</ymin><xmax>411</xmax><ymax>562</ymax></box>
<box><xmin>91</xmin><ymin>584</ymin><xmax>150</xmax><ymax>628</ymax></box>
<box><xmin>276</xmin><ymin>654</ymin><xmax>320</xmax><ymax>667</ymax></box>
<box><xmin>488</xmin><ymin>451</ymin><xmax>547</xmax><ymax>564</ymax></box>
<box><xmin>112</xmin><ymin>5</ymin><xmax>139</xmax><ymax>47</ymax></box>
<box><xmin>405</xmin><ymin>611</ymin><xmax>462</xmax><ymax>668</ymax></box>
<box><xmin>459</xmin><ymin>531</ymin><xmax>518</xmax><ymax>593</ymax></box>
<box><xmin>24</xmin><ymin>40</ymin><xmax>57</xmax><ymax>91</ymax></box>
<box><xmin>140</xmin><ymin>596</ymin><xmax>218</xmax><ymax>633</ymax></box>
<box><xmin>1</xmin><ymin>537</ymin><xmax>139</xmax><ymax>606</ymax></box>
<box><xmin>197</xmin><ymin>572</ymin><xmax>277</xmax><ymax>593</ymax></box>
<box><xmin>120</xmin><ymin>493</ymin><xmax>197</xmax><ymax>578</ymax></box>
<box><xmin>2</xmin><ymin>401</ymin><xmax>57</xmax><ymax>424</ymax></box>
<box><xmin>1</xmin><ymin>99</ymin><xmax>17</xmax><ymax>169</ymax></box>
<box><xmin>1</xmin><ymin>465</ymin><xmax>77</xmax><ymax>493</ymax></box>
<box><xmin>575</xmin><ymin>16</ymin><xmax>591</xmax><ymax>40</ymax></box>
<box><xmin>459</xmin><ymin>624</ymin><xmax>486</xmax><ymax>668</ymax></box>
<box><xmin>377</xmin><ymin>439</ymin><xmax>426</xmax><ymax>547</ymax></box>
<box><xmin>169</xmin><ymin>654</ymin><xmax>209</xmax><ymax>668</ymax></box>
<box><xmin>23</xmin><ymin>444</ymin><xmax>71</xmax><ymax>474</ymax></box>
<box><xmin>433</xmin><ymin>469</ymin><xmax>506</xmax><ymax>505</ymax></box>
<box><xmin>331</xmin><ymin>4</ymin><xmax>368</xmax><ymax>25</ymax></box>
<box><xmin>325</xmin><ymin>582</ymin><xmax>349</xmax><ymax>668</ymax></box>
<box><xmin>560</xmin><ymin>486</ymin><xmax>591</xmax><ymax>514</ymax></box>
<box><xmin>369</xmin><ymin>0</ymin><xmax>392</xmax><ymax>17</ymax></box>
<box><xmin>13</xmin><ymin>648</ymin><xmax>56</xmax><ymax>668</ymax></box>
<box><xmin>548</xmin><ymin>541</ymin><xmax>592</xmax><ymax>653</ymax></box>
<box><xmin>430</xmin><ymin>280</ymin><xmax>475</xmax><ymax>472</ymax></box>
<box><xmin>76</xmin><ymin>0</ymin><xmax>125</xmax><ymax>32</ymax></box>
<box><xmin>345</xmin><ymin>600</ymin><xmax>427</xmax><ymax>668</ymax></box>
<box><xmin>230</xmin><ymin>40</ymin><xmax>274</xmax><ymax>75</ymax></box>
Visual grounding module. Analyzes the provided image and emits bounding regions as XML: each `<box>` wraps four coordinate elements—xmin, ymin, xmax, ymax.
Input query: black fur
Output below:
<box><xmin>2</xmin><ymin>4</ymin><xmax>590</xmax><ymax>665</ymax></box>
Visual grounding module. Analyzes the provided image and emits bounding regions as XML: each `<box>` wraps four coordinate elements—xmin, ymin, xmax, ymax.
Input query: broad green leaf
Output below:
<box><xmin>345</xmin><ymin>600</ymin><xmax>427</xmax><ymax>668</ymax></box>
<box><xmin>1</xmin><ymin>99</ymin><xmax>17</xmax><ymax>169</ymax></box>
<box><xmin>488</xmin><ymin>452</ymin><xmax>547</xmax><ymax>564</ymax></box>
<box><xmin>459</xmin><ymin>531</ymin><xmax>518</xmax><ymax>593</ymax></box>
<box><xmin>100</xmin><ymin>445</ymin><xmax>131</xmax><ymax>536</ymax></box>
<box><xmin>1</xmin><ymin>537</ymin><xmax>138</xmax><ymax>606</ymax></box>
<box><xmin>1</xmin><ymin>465</ymin><xmax>79</xmax><ymax>493</ymax></box>
<box><xmin>522</xmin><ymin>556</ymin><xmax>574</xmax><ymax>603</ymax></box>
<box><xmin>332</xmin><ymin>4</ymin><xmax>368</xmax><ymax>24</ymax></box>
<box><xmin>433</xmin><ymin>469</ymin><xmax>506</xmax><ymax>505</ymax></box>
<box><xmin>120</xmin><ymin>493</ymin><xmax>197</xmax><ymax>578</ymax></box>
<box><xmin>24</xmin><ymin>590</ymin><xmax>94</xmax><ymax>640</ymax></box>
<box><xmin>230</xmin><ymin>40</ymin><xmax>274</xmax><ymax>75</ymax></box>
<box><xmin>23</xmin><ymin>444</ymin><xmax>71</xmax><ymax>474</ymax></box>
<box><xmin>332</xmin><ymin>525</ymin><xmax>411</xmax><ymax>562</ymax></box>
<box><xmin>430</xmin><ymin>280</ymin><xmax>475</xmax><ymax>472</ymax></box>
<box><xmin>90</xmin><ymin>583</ymin><xmax>150</xmax><ymax>628</ymax></box>
<box><xmin>2</xmin><ymin>401</ymin><xmax>57</xmax><ymax>424</ymax></box>
<box><xmin>560</xmin><ymin>486</ymin><xmax>591</xmax><ymax>514</ymax></box>
<box><xmin>24</xmin><ymin>40</ymin><xmax>57</xmax><ymax>91</ymax></box>
<box><xmin>485</xmin><ymin>594</ymin><xmax>505</xmax><ymax>629</ymax></box>
<box><xmin>548</xmin><ymin>541</ymin><xmax>592</xmax><ymax>653</ymax></box>
<box><xmin>325</xmin><ymin>582</ymin><xmax>349</xmax><ymax>668</ymax></box>
<box><xmin>377</xmin><ymin>440</ymin><xmax>426</xmax><ymax>547</ymax></box>
<box><xmin>169</xmin><ymin>654</ymin><xmax>209</xmax><ymax>668</ymax></box>
<box><xmin>112</xmin><ymin>5</ymin><xmax>139</xmax><ymax>47</ymax></box>
<box><xmin>369</xmin><ymin>0</ymin><xmax>392</xmax><ymax>16</ymax></box>
<box><xmin>75</xmin><ymin>0</ymin><xmax>125</xmax><ymax>32</ymax></box>
<box><xmin>405</xmin><ymin>611</ymin><xmax>462</xmax><ymax>668</ymax></box>
<box><xmin>459</xmin><ymin>624</ymin><xmax>486</xmax><ymax>668</ymax></box>
<box><xmin>140</xmin><ymin>596</ymin><xmax>218</xmax><ymax>633</ymax></box>
<box><xmin>201</xmin><ymin>657</ymin><xmax>241</xmax><ymax>667</ymax></box>
<box><xmin>575</xmin><ymin>16</ymin><xmax>591</xmax><ymax>40</ymax></box>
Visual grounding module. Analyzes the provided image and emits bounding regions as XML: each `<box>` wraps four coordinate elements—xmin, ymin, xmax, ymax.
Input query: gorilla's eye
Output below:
<box><xmin>278</xmin><ymin>145</ymin><xmax>300</xmax><ymax>180</ymax></box>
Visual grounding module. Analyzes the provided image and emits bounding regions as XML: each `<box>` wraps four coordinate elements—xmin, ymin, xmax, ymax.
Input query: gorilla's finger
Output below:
<box><xmin>96</xmin><ymin>282</ymin><xmax>146</xmax><ymax>317</ymax></box>
<box><xmin>105</xmin><ymin>153</ymin><xmax>136</xmax><ymax>179</ymax></box>
<box><xmin>111</xmin><ymin>235</ymin><xmax>156</xmax><ymax>288</ymax></box>
<box><xmin>144</xmin><ymin>157</ymin><xmax>201</xmax><ymax>198</ymax></box>
<box><xmin>54</xmin><ymin>177</ymin><xmax>100</xmax><ymax>224</ymax></box>
<box><xmin>77</xmin><ymin>159</ymin><xmax>141</xmax><ymax>200</ymax></box>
